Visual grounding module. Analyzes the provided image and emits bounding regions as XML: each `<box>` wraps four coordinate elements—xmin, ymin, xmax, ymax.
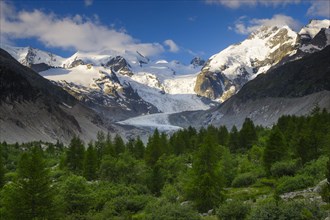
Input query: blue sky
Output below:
<box><xmin>1</xmin><ymin>0</ymin><xmax>329</xmax><ymax>64</ymax></box>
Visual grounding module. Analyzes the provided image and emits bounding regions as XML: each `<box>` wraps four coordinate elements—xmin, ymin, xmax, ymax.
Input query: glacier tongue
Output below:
<box><xmin>117</xmin><ymin>113</ymin><xmax>182</xmax><ymax>131</ymax></box>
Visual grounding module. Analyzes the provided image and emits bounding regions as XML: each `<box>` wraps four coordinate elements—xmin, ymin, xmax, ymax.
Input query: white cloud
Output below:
<box><xmin>164</xmin><ymin>39</ymin><xmax>180</xmax><ymax>53</ymax></box>
<box><xmin>307</xmin><ymin>1</ymin><xmax>330</xmax><ymax>18</ymax></box>
<box><xmin>230</xmin><ymin>14</ymin><xmax>302</xmax><ymax>35</ymax></box>
<box><xmin>84</xmin><ymin>0</ymin><xmax>93</xmax><ymax>7</ymax></box>
<box><xmin>205</xmin><ymin>0</ymin><xmax>301</xmax><ymax>9</ymax></box>
<box><xmin>0</xmin><ymin>1</ymin><xmax>164</xmax><ymax>56</ymax></box>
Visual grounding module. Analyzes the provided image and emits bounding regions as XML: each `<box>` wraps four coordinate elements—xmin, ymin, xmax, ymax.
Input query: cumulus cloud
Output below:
<box><xmin>0</xmin><ymin>1</ymin><xmax>165</xmax><ymax>56</ymax></box>
<box><xmin>164</xmin><ymin>39</ymin><xmax>180</xmax><ymax>53</ymax></box>
<box><xmin>205</xmin><ymin>0</ymin><xmax>301</xmax><ymax>9</ymax></box>
<box><xmin>230</xmin><ymin>14</ymin><xmax>302</xmax><ymax>35</ymax></box>
<box><xmin>307</xmin><ymin>1</ymin><xmax>330</xmax><ymax>18</ymax></box>
<box><xmin>84</xmin><ymin>0</ymin><xmax>93</xmax><ymax>7</ymax></box>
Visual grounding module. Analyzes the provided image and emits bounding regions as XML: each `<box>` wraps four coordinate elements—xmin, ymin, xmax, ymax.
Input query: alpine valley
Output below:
<box><xmin>1</xmin><ymin>19</ymin><xmax>329</xmax><ymax>143</ymax></box>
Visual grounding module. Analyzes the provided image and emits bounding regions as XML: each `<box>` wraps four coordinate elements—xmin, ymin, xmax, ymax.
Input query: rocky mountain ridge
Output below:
<box><xmin>171</xmin><ymin>45</ymin><xmax>330</xmax><ymax>129</ymax></box>
<box><xmin>194</xmin><ymin>19</ymin><xmax>330</xmax><ymax>102</ymax></box>
<box><xmin>0</xmin><ymin>48</ymin><xmax>109</xmax><ymax>144</ymax></box>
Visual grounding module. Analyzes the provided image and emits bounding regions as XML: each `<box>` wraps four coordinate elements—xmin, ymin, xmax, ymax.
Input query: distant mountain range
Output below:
<box><xmin>0</xmin><ymin>19</ymin><xmax>329</xmax><ymax>143</ymax></box>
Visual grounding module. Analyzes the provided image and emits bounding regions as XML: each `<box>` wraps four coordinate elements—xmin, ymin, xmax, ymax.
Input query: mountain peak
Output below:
<box><xmin>299</xmin><ymin>19</ymin><xmax>330</xmax><ymax>39</ymax></box>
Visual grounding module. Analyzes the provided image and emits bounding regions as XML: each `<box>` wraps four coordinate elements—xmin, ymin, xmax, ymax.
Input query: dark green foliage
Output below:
<box><xmin>83</xmin><ymin>144</ymin><xmax>98</xmax><ymax>180</ymax></box>
<box><xmin>0</xmin><ymin>145</ymin><xmax>5</xmax><ymax>187</ymax></box>
<box><xmin>220</xmin><ymin>147</ymin><xmax>237</xmax><ymax>186</ymax></box>
<box><xmin>65</xmin><ymin>136</ymin><xmax>85</xmax><ymax>174</ymax></box>
<box><xmin>248</xmin><ymin>199</ymin><xmax>326</xmax><ymax>220</ymax></box>
<box><xmin>134</xmin><ymin>136</ymin><xmax>145</xmax><ymax>159</ymax></box>
<box><xmin>144</xmin><ymin>198</ymin><xmax>200</xmax><ymax>220</ymax></box>
<box><xmin>232</xmin><ymin>172</ymin><xmax>257</xmax><ymax>187</ymax></box>
<box><xmin>229</xmin><ymin>125</ymin><xmax>240</xmax><ymax>152</ymax></box>
<box><xmin>327</xmin><ymin>156</ymin><xmax>330</xmax><ymax>183</ymax></box>
<box><xmin>113</xmin><ymin>134</ymin><xmax>126</xmax><ymax>156</ymax></box>
<box><xmin>297</xmin><ymin>156</ymin><xmax>328</xmax><ymax>182</ymax></box>
<box><xmin>239</xmin><ymin>118</ymin><xmax>257</xmax><ymax>151</ymax></box>
<box><xmin>270</xmin><ymin>160</ymin><xmax>301</xmax><ymax>177</ymax></box>
<box><xmin>218</xmin><ymin>125</ymin><xmax>229</xmax><ymax>146</ymax></box>
<box><xmin>0</xmin><ymin>108</ymin><xmax>329</xmax><ymax>219</ymax></box>
<box><xmin>322</xmin><ymin>156</ymin><xmax>330</xmax><ymax>203</ymax></box>
<box><xmin>2</xmin><ymin>146</ymin><xmax>55</xmax><ymax>219</ymax></box>
<box><xmin>100</xmin><ymin>152</ymin><xmax>148</xmax><ymax>184</ymax></box>
<box><xmin>59</xmin><ymin>175</ymin><xmax>92</xmax><ymax>216</ymax></box>
<box><xmin>186</xmin><ymin>133</ymin><xmax>224</xmax><ymax>212</ymax></box>
<box><xmin>95</xmin><ymin>131</ymin><xmax>107</xmax><ymax>161</ymax></box>
<box><xmin>145</xmin><ymin>129</ymin><xmax>163</xmax><ymax>166</ymax></box>
<box><xmin>263</xmin><ymin>127</ymin><xmax>286</xmax><ymax>173</ymax></box>
<box><xmin>217</xmin><ymin>200</ymin><xmax>250</xmax><ymax>220</ymax></box>
<box><xmin>276</xmin><ymin>174</ymin><xmax>314</xmax><ymax>194</ymax></box>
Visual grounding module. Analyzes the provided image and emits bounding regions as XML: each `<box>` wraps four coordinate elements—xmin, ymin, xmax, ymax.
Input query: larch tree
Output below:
<box><xmin>4</xmin><ymin>146</ymin><xmax>55</xmax><ymax>219</ymax></box>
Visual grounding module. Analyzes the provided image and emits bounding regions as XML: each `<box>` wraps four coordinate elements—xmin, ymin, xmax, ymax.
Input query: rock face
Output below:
<box><xmin>68</xmin><ymin>58</ymin><xmax>85</xmax><ymax>68</ymax></box>
<box><xmin>194</xmin><ymin>20</ymin><xmax>330</xmax><ymax>102</ymax></box>
<box><xmin>105</xmin><ymin>56</ymin><xmax>133</xmax><ymax>76</ymax></box>
<box><xmin>56</xmin><ymin>69</ymin><xmax>159</xmax><ymax>122</ymax></box>
<box><xmin>171</xmin><ymin>45</ymin><xmax>330</xmax><ymax>129</ymax></box>
<box><xmin>0</xmin><ymin>49</ymin><xmax>107</xmax><ymax>144</ymax></box>
<box><xmin>190</xmin><ymin>57</ymin><xmax>205</xmax><ymax>67</ymax></box>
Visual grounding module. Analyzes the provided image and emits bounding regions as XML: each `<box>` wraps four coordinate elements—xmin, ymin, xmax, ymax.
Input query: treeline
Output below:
<box><xmin>0</xmin><ymin>107</ymin><xmax>329</xmax><ymax>219</ymax></box>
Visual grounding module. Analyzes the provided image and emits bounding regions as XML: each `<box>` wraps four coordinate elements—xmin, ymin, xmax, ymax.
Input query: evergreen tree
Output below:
<box><xmin>160</xmin><ymin>132</ymin><xmax>170</xmax><ymax>155</ymax></box>
<box><xmin>239</xmin><ymin>118</ymin><xmax>257</xmax><ymax>151</ymax></box>
<box><xmin>0</xmin><ymin>145</ymin><xmax>5</xmax><ymax>187</ymax></box>
<box><xmin>145</xmin><ymin>129</ymin><xmax>162</xmax><ymax>166</ymax></box>
<box><xmin>134</xmin><ymin>137</ymin><xmax>145</xmax><ymax>159</ymax></box>
<box><xmin>60</xmin><ymin>175</ymin><xmax>92</xmax><ymax>216</ymax></box>
<box><xmin>218</xmin><ymin>126</ymin><xmax>229</xmax><ymax>146</ymax></box>
<box><xmin>95</xmin><ymin>131</ymin><xmax>106</xmax><ymax>161</ymax></box>
<box><xmin>187</xmin><ymin>133</ymin><xmax>224</xmax><ymax>212</ymax></box>
<box><xmin>83</xmin><ymin>144</ymin><xmax>98</xmax><ymax>181</ymax></box>
<box><xmin>126</xmin><ymin>138</ymin><xmax>135</xmax><ymax>155</ymax></box>
<box><xmin>228</xmin><ymin>126</ymin><xmax>240</xmax><ymax>152</ymax></box>
<box><xmin>113</xmin><ymin>134</ymin><xmax>125</xmax><ymax>156</ymax></box>
<box><xmin>263</xmin><ymin>127</ymin><xmax>286</xmax><ymax>173</ymax></box>
<box><xmin>66</xmin><ymin>136</ymin><xmax>85</xmax><ymax>174</ymax></box>
<box><xmin>148</xmin><ymin>164</ymin><xmax>164</xmax><ymax>196</ymax></box>
<box><xmin>4</xmin><ymin>146</ymin><xmax>55</xmax><ymax>219</ymax></box>
<box><xmin>104</xmin><ymin>132</ymin><xmax>115</xmax><ymax>156</ymax></box>
<box><xmin>327</xmin><ymin>156</ymin><xmax>330</xmax><ymax>184</ymax></box>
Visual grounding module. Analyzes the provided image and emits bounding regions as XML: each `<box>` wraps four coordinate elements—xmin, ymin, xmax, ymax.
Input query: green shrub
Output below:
<box><xmin>320</xmin><ymin>182</ymin><xmax>330</xmax><ymax>203</ymax></box>
<box><xmin>276</xmin><ymin>174</ymin><xmax>314</xmax><ymax>194</ymax></box>
<box><xmin>232</xmin><ymin>172</ymin><xmax>257</xmax><ymax>187</ymax></box>
<box><xmin>270</xmin><ymin>160</ymin><xmax>300</xmax><ymax>177</ymax></box>
<box><xmin>256</xmin><ymin>178</ymin><xmax>276</xmax><ymax>187</ymax></box>
<box><xmin>298</xmin><ymin>156</ymin><xmax>328</xmax><ymax>182</ymax></box>
<box><xmin>217</xmin><ymin>200</ymin><xmax>250</xmax><ymax>220</ymax></box>
<box><xmin>144</xmin><ymin>198</ymin><xmax>200</xmax><ymax>220</ymax></box>
<box><xmin>248</xmin><ymin>199</ymin><xmax>326</xmax><ymax>220</ymax></box>
<box><xmin>247</xmin><ymin>199</ymin><xmax>280</xmax><ymax>220</ymax></box>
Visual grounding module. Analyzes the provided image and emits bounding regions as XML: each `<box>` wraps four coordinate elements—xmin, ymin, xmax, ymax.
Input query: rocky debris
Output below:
<box><xmin>313</xmin><ymin>179</ymin><xmax>329</xmax><ymax>193</ymax></box>
<box><xmin>279</xmin><ymin>179</ymin><xmax>330</xmax><ymax>205</ymax></box>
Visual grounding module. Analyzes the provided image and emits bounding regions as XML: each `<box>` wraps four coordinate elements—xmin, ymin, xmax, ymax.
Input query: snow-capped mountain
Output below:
<box><xmin>195</xmin><ymin>19</ymin><xmax>330</xmax><ymax>102</ymax></box>
<box><xmin>1</xmin><ymin>45</ymin><xmax>65</xmax><ymax>69</ymax></box>
<box><xmin>2</xmin><ymin>45</ymin><xmax>211</xmax><ymax>122</ymax></box>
